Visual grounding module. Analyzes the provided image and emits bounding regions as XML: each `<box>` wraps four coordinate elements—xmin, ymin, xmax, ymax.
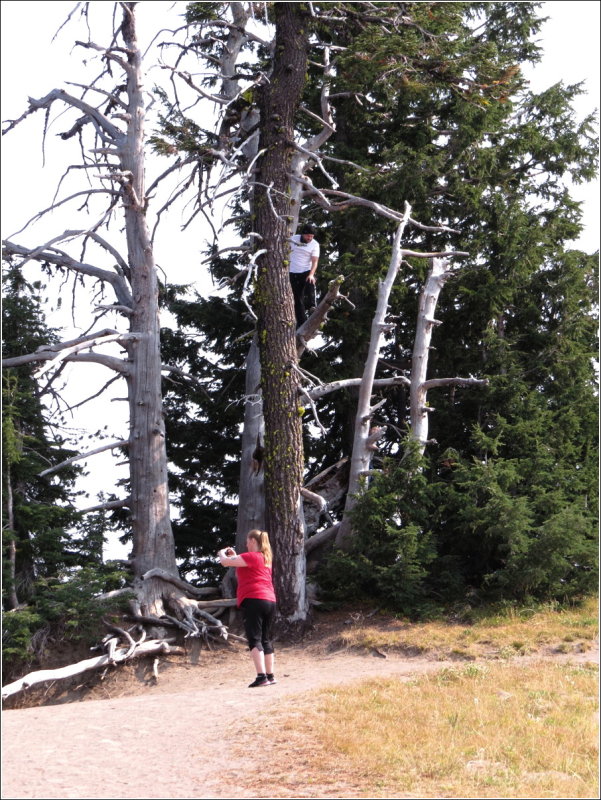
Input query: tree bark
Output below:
<box><xmin>4</xmin><ymin>464</ymin><xmax>20</xmax><ymax>610</ymax></box>
<box><xmin>409</xmin><ymin>258</ymin><xmax>450</xmax><ymax>453</ymax></box>
<box><xmin>254</xmin><ymin>4</ymin><xmax>310</xmax><ymax>624</ymax></box>
<box><xmin>235</xmin><ymin>337</ymin><xmax>266</xmax><ymax>548</ymax></box>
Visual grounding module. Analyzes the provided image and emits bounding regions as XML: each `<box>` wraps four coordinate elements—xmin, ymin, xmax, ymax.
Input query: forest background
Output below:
<box><xmin>1</xmin><ymin>1</ymin><xmax>599</xmax><ymax>680</ymax></box>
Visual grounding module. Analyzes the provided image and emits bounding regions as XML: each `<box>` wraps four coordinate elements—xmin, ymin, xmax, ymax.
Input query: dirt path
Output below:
<box><xmin>2</xmin><ymin>638</ymin><xmax>598</xmax><ymax>799</ymax></box>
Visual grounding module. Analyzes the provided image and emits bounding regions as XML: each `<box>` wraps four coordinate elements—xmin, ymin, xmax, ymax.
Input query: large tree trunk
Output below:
<box><xmin>254</xmin><ymin>4</ymin><xmax>310</xmax><ymax>624</ymax></box>
<box><xmin>119</xmin><ymin>4</ymin><xmax>178</xmax><ymax>612</ymax></box>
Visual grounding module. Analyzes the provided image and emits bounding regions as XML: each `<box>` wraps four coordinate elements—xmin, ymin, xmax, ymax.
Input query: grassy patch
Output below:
<box><xmin>267</xmin><ymin>660</ymin><xmax>599</xmax><ymax>798</ymax></box>
<box><xmin>325</xmin><ymin>596</ymin><xmax>599</xmax><ymax>661</ymax></box>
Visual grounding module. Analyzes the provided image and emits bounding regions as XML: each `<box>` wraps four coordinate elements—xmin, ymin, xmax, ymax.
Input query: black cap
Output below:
<box><xmin>300</xmin><ymin>223</ymin><xmax>316</xmax><ymax>235</ymax></box>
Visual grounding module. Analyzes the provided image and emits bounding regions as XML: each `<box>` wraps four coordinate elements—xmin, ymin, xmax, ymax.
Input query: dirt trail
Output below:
<box><xmin>2</xmin><ymin>634</ymin><xmax>598</xmax><ymax>799</ymax></box>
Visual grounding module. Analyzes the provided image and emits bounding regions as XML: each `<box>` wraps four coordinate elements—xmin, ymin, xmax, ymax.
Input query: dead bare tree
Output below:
<box><xmin>2</xmin><ymin>3</ymin><xmax>228</xmax><ymax>643</ymax></box>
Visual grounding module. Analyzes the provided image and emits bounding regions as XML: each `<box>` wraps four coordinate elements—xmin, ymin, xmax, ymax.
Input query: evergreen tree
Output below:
<box><xmin>2</xmin><ymin>263</ymin><xmax>131</xmax><ymax>678</ymax></box>
<box><xmin>2</xmin><ymin>263</ymin><xmax>84</xmax><ymax>609</ymax></box>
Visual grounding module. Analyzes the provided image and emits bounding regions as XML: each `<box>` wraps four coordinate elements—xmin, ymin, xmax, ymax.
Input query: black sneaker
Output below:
<box><xmin>248</xmin><ymin>675</ymin><xmax>269</xmax><ymax>688</ymax></box>
<box><xmin>266</xmin><ymin>674</ymin><xmax>277</xmax><ymax>685</ymax></box>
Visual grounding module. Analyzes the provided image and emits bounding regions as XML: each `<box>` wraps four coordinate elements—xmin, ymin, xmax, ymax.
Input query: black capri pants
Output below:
<box><xmin>240</xmin><ymin>598</ymin><xmax>276</xmax><ymax>654</ymax></box>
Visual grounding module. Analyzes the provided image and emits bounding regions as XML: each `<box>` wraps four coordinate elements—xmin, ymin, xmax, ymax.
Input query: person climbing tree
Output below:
<box><xmin>288</xmin><ymin>223</ymin><xmax>320</xmax><ymax>326</ymax></box>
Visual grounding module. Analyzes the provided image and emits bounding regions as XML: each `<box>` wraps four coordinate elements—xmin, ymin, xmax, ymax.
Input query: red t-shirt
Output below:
<box><xmin>236</xmin><ymin>551</ymin><xmax>276</xmax><ymax>606</ymax></box>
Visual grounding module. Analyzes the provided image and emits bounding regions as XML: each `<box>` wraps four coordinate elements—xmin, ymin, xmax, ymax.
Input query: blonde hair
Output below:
<box><xmin>247</xmin><ymin>529</ymin><xmax>273</xmax><ymax>568</ymax></box>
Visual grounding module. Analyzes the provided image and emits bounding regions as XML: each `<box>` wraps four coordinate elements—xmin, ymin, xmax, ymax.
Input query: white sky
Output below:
<box><xmin>1</xmin><ymin>0</ymin><xmax>600</xmax><ymax>558</ymax></box>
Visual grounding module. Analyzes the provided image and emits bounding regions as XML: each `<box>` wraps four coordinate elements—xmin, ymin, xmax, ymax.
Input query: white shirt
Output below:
<box><xmin>288</xmin><ymin>235</ymin><xmax>320</xmax><ymax>273</ymax></box>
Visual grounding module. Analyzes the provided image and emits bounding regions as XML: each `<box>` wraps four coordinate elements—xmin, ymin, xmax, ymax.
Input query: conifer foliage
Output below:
<box><xmin>160</xmin><ymin>1</ymin><xmax>598</xmax><ymax>612</ymax></box>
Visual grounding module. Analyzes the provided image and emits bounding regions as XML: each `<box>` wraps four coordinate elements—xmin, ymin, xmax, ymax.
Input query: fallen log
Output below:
<box><xmin>2</xmin><ymin>639</ymin><xmax>184</xmax><ymax>700</ymax></box>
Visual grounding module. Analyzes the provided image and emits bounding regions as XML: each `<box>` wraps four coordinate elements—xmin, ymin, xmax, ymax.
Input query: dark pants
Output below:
<box><xmin>240</xmin><ymin>598</ymin><xmax>276</xmax><ymax>653</ymax></box>
<box><xmin>289</xmin><ymin>271</ymin><xmax>317</xmax><ymax>326</ymax></box>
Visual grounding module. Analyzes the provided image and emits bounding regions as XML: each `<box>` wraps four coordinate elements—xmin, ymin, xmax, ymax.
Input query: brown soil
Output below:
<box><xmin>2</xmin><ymin>609</ymin><xmax>598</xmax><ymax>799</ymax></box>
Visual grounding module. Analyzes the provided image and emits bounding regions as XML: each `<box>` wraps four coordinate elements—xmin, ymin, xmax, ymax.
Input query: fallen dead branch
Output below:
<box><xmin>2</xmin><ymin>639</ymin><xmax>184</xmax><ymax>700</ymax></box>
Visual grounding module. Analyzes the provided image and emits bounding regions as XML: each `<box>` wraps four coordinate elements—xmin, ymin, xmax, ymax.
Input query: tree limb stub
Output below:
<box><xmin>296</xmin><ymin>275</ymin><xmax>344</xmax><ymax>357</ymax></box>
<box><xmin>300</xmin><ymin>487</ymin><xmax>328</xmax><ymax>511</ymax></box>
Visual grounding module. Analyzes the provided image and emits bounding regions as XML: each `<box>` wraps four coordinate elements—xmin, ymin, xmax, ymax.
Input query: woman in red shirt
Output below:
<box><xmin>218</xmin><ymin>529</ymin><xmax>277</xmax><ymax>687</ymax></box>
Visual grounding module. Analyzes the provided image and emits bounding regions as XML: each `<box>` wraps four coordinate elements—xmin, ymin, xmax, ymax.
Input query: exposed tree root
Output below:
<box><xmin>3</xmin><ymin>576</ymin><xmax>245</xmax><ymax>701</ymax></box>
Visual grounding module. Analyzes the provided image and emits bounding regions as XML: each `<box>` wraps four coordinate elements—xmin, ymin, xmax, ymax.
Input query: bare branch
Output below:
<box><xmin>58</xmin><ymin>352</ymin><xmax>129</xmax><ymax>374</ymax></box>
<box><xmin>401</xmin><ymin>249</ymin><xmax>469</xmax><ymax>259</ymax></box>
<box><xmin>78</xmin><ymin>498</ymin><xmax>130</xmax><ymax>514</ymax></box>
<box><xmin>158</xmin><ymin>64</ymin><xmax>230</xmax><ymax>105</ymax></box>
<box><xmin>3</xmin><ymin>88</ymin><xmax>124</xmax><ymax>141</ymax></box>
<box><xmin>64</xmin><ymin>81</ymin><xmax>128</xmax><ymax>111</ymax></box>
<box><xmin>2</xmin><ymin>240</ymin><xmax>132</xmax><ymax>307</ymax></box>
<box><xmin>296</xmin><ymin>275</ymin><xmax>345</xmax><ymax>357</ymax></box>
<box><xmin>94</xmin><ymin>588</ymin><xmax>134</xmax><ymax>602</ymax></box>
<box><xmin>38</xmin><ymin>440</ymin><xmax>129</xmax><ymax>477</ymax></box>
<box><xmin>3</xmin><ymin>343</ymin><xmax>129</xmax><ymax>375</ymax></box>
<box><xmin>295</xmin><ymin>382</ymin><xmax>328</xmax><ymax>437</ymax></box>
<box><xmin>1</xmin><ymin>640</ymin><xmax>183</xmax><ymax>700</ymax></box>
<box><xmin>305</xmin><ymin>523</ymin><xmax>340</xmax><ymax>554</ymax></box>
<box><xmin>299</xmin><ymin>104</ymin><xmax>335</xmax><ymax>135</ymax></box>
<box><xmin>142</xmin><ymin>568</ymin><xmax>222</xmax><ymax>599</ymax></box>
<box><xmin>291</xmin><ymin>140</ymin><xmax>370</xmax><ymax>174</ymax></box>
<box><xmin>74</xmin><ymin>39</ymin><xmax>132</xmax><ymax>75</ymax></box>
<box><xmin>306</xmin><ymin>375</ymin><xmax>411</xmax><ymax>400</ymax></box>
<box><xmin>6</xmin><ymin>187</ymin><xmax>120</xmax><ymax>240</ymax></box>
<box><xmin>421</xmin><ymin>376</ymin><xmax>489</xmax><ymax>390</ymax></box>
<box><xmin>33</xmin><ymin>332</ymin><xmax>134</xmax><ymax>379</ymax></box>
<box><xmin>291</xmin><ymin>175</ymin><xmax>404</xmax><ymax>221</ymax></box>
<box><xmin>408</xmin><ymin>216</ymin><xmax>461</xmax><ymax>235</ymax></box>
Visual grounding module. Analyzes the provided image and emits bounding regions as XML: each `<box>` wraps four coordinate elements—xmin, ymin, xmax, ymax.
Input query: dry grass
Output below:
<box><xmin>255</xmin><ymin>660</ymin><xmax>599</xmax><ymax>799</ymax></box>
<box><xmin>326</xmin><ymin>596</ymin><xmax>599</xmax><ymax>662</ymax></box>
<box><xmin>243</xmin><ymin>597</ymin><xmax>599</xmax><ymax>799</ymax></box>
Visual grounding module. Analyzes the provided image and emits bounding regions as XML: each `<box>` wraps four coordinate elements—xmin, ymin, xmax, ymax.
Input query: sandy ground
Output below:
<box><xmin>2</xmin><ymin>619</ymin><xmax>598</xmax><ymax>800</ymax></box>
